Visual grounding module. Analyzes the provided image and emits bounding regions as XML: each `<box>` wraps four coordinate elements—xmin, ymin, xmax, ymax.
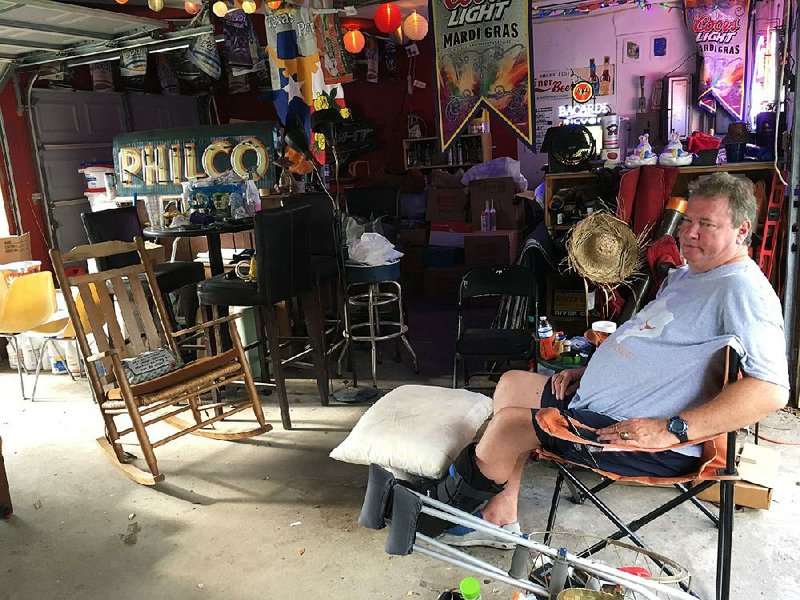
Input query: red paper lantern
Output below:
<box><xmin>184</xmin><ymin>1</ymin><xmax>200</xmax><ymax>14</ymax></box>
<box><xmin>115</xmin><ymin>0</ymin><xmax>129</xmax><ymax>4</ymax></box>
<box><xmin>374</xmin><ymin>3</ymin><xmax>402</xmax><ymax>34</ymax></box>
<box><xmin>267</xmin><ymin>1</ymin><xmax>282</xmax><ymax>9</ymax></box>
<box><xmin>343</xmin><ymin>29</ymin><xmax>366</xmax><ymax>54</ymax></box>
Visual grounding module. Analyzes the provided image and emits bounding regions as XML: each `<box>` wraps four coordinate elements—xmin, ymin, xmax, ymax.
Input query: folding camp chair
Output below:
<box><xmin>534</xmin><ymin>346</ymin><xmax>742</xmax><ymax>600</ymax></box>
<box><xmin>50</xmin><ymin>238</ymin><xmax>270</xmax><ymax>485</ymax></box>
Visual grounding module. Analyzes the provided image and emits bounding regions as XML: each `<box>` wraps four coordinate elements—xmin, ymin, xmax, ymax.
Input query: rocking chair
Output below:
<box><xmin>50</xmin><ymin>237</ymin><xmax>270</xmax><ymax>485</ymax></box>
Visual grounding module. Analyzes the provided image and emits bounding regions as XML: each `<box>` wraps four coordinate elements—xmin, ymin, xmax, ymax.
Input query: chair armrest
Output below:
<box><xmin>86</xmin><ymin>348</ymin><xmax>121</xmax><ymax>363</ymax></box>
<box><xmin>171</xmin><ymin>314</ymin><xmax>241</xmax><ymax>338</ymax></box>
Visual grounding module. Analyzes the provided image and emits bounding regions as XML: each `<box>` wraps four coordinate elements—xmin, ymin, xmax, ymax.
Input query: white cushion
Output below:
<box><xmin>330</xmin><ymin>385</ymin><xmax>492</xmax><ymax>479</ymax></box>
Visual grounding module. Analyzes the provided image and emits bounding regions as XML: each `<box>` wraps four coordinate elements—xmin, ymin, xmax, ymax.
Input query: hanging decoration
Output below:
<box><xmin>184</xmin><ymin>1</ymin><xmax>201</xmax><ymax>14</ymax></box>
<box><xmin>343</xmin><ymin>29</ymin><xmax>365</xmax><ymax>54</ymax></box>
<box><xmin>213</xmin><ymin>1</ymin><xmax>229</xmax><ymax>18</ymax></box>
<box><xmin>115</xmin><ymin>0</ymin><xmax>129</xmax><ymax>4</ymax></box>
<box><xmin>532</xmin><ymin>0</ymin><xmax>683</xmax><ymax>20</ymax></box>
<box><xmin>431</xmin><ymin>0</ymin><xmax>534</xmax><ymax>152</ymax></box>
<box><xmin>265</xmin><ymin>5</ymin><xmax>348</xmax><ymax>163</ymax></box>
<box><xmin>374</xmin><ymin>4</ymin><xmax>402</xmax><ymax>34</ymax></box>
<box><xmin>120</xmin><ymin>47</ymin><xmax>147</xmax><ymax>92</ymax></box>
<box><xmin>684</xmin><ymin>0</ymin><xmax>750</xmax><ymax>120</ymax></box>
<box><xmin>186</xmin><ymin>32</ymin><xmax>222</xmax><ymax>80</ymax></box>
<box><xmin>267</xmin><ymin>1</ymin><xmax>283</xmax><ymax>9</ymax></box>
<box><xmin>242</xmin><ymin>0</ymin><xmax>259</xmax><ymax>13</ymax></box>
<box><xmin>148</xmin><ymin>0</ymin><xmax>164</xmax><ymax>11</ymax></box>
<box><xmin>314</xmin><ymin>12</ymin><xmax>355</xmax><ymax>83</ymax></box>
<box><xmin>402</xmin><ymin>11</ymin><xmax>428</xmax><ymax>41</ymax></box>
<box><xmin>223</xmin><ymin>8</ymin><xmax>267</xmax><ymax>76</ymax></box>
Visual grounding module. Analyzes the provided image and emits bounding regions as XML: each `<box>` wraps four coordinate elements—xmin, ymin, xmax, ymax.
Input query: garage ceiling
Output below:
<box><xmin>0</xmin><ymin>0</ymin><xmax>164</xmax><ymax>66</ymax></box>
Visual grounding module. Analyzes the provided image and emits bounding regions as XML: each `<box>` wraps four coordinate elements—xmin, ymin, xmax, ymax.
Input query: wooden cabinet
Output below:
<box><xmin>402</xmin><ymin>132</ymin><xmax>492</xmax><ymax>171</ymax></box>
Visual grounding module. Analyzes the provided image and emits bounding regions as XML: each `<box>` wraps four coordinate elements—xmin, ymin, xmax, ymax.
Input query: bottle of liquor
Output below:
<box><xmin>488</xmin><ymin>199</ymin><xmax>497</xmax><ymax>231</ymax></box>
<box><xmin>480</xmin><ymin>201</ymin><xmax>490</xmax><ymax>232</ymax></box>
<box><xmin>589</xmin><ymin>58</ymin><xmax>599</xmax><ymax>96</ymax></box>
<box><xmin>600</xmin><ymin>56</ymin><xmax>611</xmax><ymax>96</ymax></box>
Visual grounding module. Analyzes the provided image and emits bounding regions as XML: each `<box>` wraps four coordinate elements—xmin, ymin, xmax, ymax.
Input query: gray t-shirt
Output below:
<box><xmin>569</xmin><ymin>260</ymin><xmax>788</xmax><ymax>455</ymax></box>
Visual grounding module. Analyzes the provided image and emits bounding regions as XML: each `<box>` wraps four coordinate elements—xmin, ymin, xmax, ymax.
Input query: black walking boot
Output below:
<box><xmin>358</xmin><ymin>443</ymin><xmax>504</xmax><ymax>537</ymax></box>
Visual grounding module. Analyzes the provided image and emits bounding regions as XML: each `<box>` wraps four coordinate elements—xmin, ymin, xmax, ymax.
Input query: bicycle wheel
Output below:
<box><xmin>524</xmin><ymin>530</ymin><xmax>691</xmax><ymax>599</ymax></box>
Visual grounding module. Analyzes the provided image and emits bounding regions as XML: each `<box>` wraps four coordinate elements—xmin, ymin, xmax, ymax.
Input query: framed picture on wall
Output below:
<box><xmin>650</xmin><ymin>31</ymin><xmax>675</xmax><ymax>60</ymax></box>
<box><xmin>621</xmin><ymin>37</ymin><xmax>642</xmax><ymax>63</ymax></box>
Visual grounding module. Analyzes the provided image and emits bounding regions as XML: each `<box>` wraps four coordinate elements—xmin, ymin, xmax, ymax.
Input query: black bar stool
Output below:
<box><xmin>197</xmin><ymin>205</ymin><xmax>329</xmax><ymax>430</ymax></box>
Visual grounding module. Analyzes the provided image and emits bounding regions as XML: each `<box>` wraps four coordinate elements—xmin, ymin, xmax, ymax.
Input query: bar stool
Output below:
<box><xmin>339</xmin><ymin>261</ymin><xmax>418</xmax><ymax>388</ymax></box>
<box><xmin>197</xmin><ymin>205</ymin><xmax>329</xmax><ymax>430</ymax></box>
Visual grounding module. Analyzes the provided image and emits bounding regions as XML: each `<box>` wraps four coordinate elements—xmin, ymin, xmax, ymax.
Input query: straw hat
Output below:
<box><xmin>566</xmin><ymin>212</ymin><xmax>640</xmax><ymax>285</ymax></box>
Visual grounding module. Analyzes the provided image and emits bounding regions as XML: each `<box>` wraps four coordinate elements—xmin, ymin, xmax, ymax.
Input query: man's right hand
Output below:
<box><xmin>551</xmin><ymin>367</ymin><xmax>586</xmax><ymax>401</ymax></box>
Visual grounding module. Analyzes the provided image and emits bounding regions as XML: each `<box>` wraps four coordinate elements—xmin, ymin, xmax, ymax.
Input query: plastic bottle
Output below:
<box><xmin>488</xmin><ymin>199</ymin><xmax>497</xmax><ymax>231</ymax></box>
<box><xmin>322</xmin><ymin>163</ymin><xmax>331</xmax><ymax>189</ymax></box>
<box><xmin>480</xmin><ymin>201</ymin><xmax>490</xmax><ymax>232</ymax></box>
<box><xmin>245</xmin><ymin>173</ymin><xmax>261</xmax><ymax>214</ymax></box>
<box><xmin>459</xmin><ymin>577</ymin><xmax>482</xmax><ymax>600</ymax></box>
<box><xmin>537</xmin><ymin>317</ymin><xmax>558</xmax><ymax>360</ymax></box>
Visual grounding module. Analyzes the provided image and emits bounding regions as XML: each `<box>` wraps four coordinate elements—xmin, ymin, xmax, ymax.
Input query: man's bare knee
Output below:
<box><xmin>493</xmin><ymin>370</ymin><xmax>548</xmax><ymax>412</ymax></box>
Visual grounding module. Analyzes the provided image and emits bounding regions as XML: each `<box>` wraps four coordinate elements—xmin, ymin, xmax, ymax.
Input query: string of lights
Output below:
<box><xmin>531</xmin><ymin>0</ymin><xmax>689</xmax><ymax>20</ymax></box>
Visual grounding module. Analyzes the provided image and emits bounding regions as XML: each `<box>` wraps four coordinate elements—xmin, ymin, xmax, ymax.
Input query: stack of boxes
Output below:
<box><xmin>399</xmin><ymin>177</ymin><xmax>527</xmax><ymax>304</ymax></box>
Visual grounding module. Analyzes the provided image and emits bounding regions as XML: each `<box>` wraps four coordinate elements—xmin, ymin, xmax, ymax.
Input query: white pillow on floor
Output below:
<box><xmin>330</xmin><ymin>385</ymin><xmax>492</xmax><ymax>479</ymax></box>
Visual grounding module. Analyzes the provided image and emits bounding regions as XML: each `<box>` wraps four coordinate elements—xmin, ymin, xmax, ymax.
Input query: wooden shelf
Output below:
<box><xmin>402</xmin><ymin>133</ymin><xmax>486</xmax><ymax>143</ymax></box>
<box><xmin>407</xmin><ymin>162</ymin><xmax>479</xmax><ymax>171</ymax></box>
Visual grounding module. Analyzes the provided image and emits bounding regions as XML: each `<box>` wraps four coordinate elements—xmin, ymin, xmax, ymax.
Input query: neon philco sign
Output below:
<box><xmin>113</xmin><ymin>122</ymin><xmax>279</xmax><ymax>195</ymax></box>
<box><xmin>558</xmin><ymin>102</ymin><xmax>610</xmax><ymax>125</ymax></box>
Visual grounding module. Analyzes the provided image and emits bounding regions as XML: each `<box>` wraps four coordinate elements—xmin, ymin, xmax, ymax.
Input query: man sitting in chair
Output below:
<box><xmin>405</xmin><ymin>172</ymin><xmax>789</xmax><ymax>547</ymax></box>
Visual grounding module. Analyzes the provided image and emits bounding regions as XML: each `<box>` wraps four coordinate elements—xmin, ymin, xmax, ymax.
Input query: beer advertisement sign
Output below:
<box><xmin>431</xmin><ymin>0</ymin><xmax>534</xmax><ymax>152</ymax></box>
<box><xmin>685</xmin><ymin>0</ymin><xmax>750</xmax><ymax>119</ymax></box>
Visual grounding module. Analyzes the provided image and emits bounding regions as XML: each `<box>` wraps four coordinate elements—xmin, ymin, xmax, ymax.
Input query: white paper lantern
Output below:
<box><xmin>403</xmin><ymin>11</ymin><xmax>428</xmax><ymax>41</ymax></box>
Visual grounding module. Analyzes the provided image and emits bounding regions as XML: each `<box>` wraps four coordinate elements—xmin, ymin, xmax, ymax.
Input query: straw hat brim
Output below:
<box><xmin>567</xmin><ymin>212</ymin><xmax>640</xmax><ymax>285</ymax></box>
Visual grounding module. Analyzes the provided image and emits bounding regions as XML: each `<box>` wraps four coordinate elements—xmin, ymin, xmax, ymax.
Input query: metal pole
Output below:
<box><xmin>786</xmin><ymin>17</ymin><xmax>800</xmax><ymax>401</ymax></box>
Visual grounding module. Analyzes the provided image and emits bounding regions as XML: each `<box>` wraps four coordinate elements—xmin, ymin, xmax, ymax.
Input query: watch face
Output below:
<box><xmin>668</xmin><ymin>417</ymin><xmax>688</xmax><ymax>435</ymax></box>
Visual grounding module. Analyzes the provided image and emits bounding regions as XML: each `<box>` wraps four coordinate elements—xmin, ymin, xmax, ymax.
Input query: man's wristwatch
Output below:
<box><xmin>667</xmin><ymin>416</ymin><xmax>689</xmax><ymax>443</ymax></box>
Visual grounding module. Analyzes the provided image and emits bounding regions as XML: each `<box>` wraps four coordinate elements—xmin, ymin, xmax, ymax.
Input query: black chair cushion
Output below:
<box><xmin>153</xmin><ymin>261</ymin><xmax>205</xmax><ymax>295</ymax></box>
<box><xmin>197</xmin><ymin>273</ymin><xmax>263</xmax><ymax>307</ymax></box>
<box><xmin>456</xmin><ymin>328</ymin><xmax>533</xmax><ymax>359</ymax></box>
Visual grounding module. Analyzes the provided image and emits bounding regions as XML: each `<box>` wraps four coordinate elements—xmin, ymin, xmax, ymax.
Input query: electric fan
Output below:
<box><xmin>545</xmin><ymin>124</ymin><xmax>596</xmax><ymax>173</ymax></box>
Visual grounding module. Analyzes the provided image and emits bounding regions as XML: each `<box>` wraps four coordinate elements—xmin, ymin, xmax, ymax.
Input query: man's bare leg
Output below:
<box><xmin>478</xmin><ymin>370</ymin><xmax>550</xmax><ymax>526</ymax></box>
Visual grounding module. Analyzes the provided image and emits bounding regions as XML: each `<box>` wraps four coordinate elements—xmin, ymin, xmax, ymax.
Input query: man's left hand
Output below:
<box><xmin>595</xmin><ymin>418</ymin><xmax>679</xmax><ymax>448</ymax></box>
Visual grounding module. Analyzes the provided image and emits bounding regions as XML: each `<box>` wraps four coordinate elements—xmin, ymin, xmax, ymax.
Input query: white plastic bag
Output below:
<box><xmin>461</xmin><ymin>157</ymin><xmax>529</xmax><ymax>192</ymax></box>
<box><xmin>347</xmin><ymin>233</ymin><xmax>403</xmax><ymax>266</ymax></box>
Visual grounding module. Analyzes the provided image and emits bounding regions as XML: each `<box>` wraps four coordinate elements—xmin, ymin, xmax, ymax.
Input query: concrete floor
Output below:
<box><xmin>2</xmin><ymin>313</ymin><xmax>800</xmax><ymax>599</ymax></box>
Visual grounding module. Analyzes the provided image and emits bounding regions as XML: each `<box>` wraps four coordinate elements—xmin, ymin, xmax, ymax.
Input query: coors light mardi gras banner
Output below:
<box><xmin>432</xmin><ymin>0</ymin><xmax>533</xmax><ymax>152</ymax></box>
<box><xmin>685</xmin><ymin>0</ymin><xmax>750</xmax><ymax>120</ymax></box>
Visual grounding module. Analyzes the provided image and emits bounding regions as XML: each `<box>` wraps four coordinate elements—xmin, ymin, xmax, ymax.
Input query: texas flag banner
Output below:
<box><xmin>431</xmin><ymin>0</ymin><xmax>534</xmax><ymax>153</ymax></box>
<box><xmin>685</xmin><ymin>0</ymin><xmax>750</xmax><ymax>120</ymax></box>
<box><xmin>264</xmin><ymin>7</ymin><xmax>346</xmax><ymax>163</ymax></box>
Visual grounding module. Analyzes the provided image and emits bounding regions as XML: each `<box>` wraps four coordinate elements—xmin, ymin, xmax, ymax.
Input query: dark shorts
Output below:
<box><xmin>531</xmin><ymin>378</ymin><xmax>701</xmax><ymax>477</ymax></box>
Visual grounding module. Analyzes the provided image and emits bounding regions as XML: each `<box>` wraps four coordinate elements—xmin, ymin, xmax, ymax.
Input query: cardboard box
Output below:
<box><xmin>423</xmin><ymin>245</ymin><xmax>465</xmax><ymax>268</ymax></box>
<box><xmin>469</xmin><ymin>177</ymin><xmax>525</xmax><ymax>231</ymax></box>
<box><xmin>552</xmin><ymin>289</ymin><xmax>600</xmax><ymax>319</ymax></box>
<box><xmin>401</xmin><ymin>268</ymin><xmax>424</xmax><ymax>299</ymax></box>
<box><xmin>400</xmin><ymin>246</ymin><xmax>425</xmax><ymax>272</ymax></box>
<box><xmin>429</xmin><ymin>230</ymin><xmax>466</xmax><ymax>248</ymax></box>
<box><xmin>464</xmin><ymin>230</ymin><xmax>520</xmax><ymax>268</ymax></box>
<box><xmin>694</xmin><ymin>442</ymin><xmax>779</xmax><ymax>510</ymax></box>
<box><xmin>424</xmin><ymin>265</ymin><xmax>467</xmax><ymax>303</ymax></box>
<box><xmin>399</xmin><ymin>227</ymin><xmax>429</xmax><ymax>248</ymax></box>
<box><xmin>426</xmin><ymin>187</ymin><xmax>469</xmax><ymax>222</ymax></box>
<box><xmin>0</xmin><ymin>233</ymin><xmax>32</xmax><ymax>263</ymax></box>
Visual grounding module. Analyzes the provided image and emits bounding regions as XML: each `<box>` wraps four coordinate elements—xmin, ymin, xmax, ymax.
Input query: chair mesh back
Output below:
<box><xmin>460</xmin><ymin>265</ymin><xmax>537</xmax><ymax>301</ymax></box>
<box><xmin>254</xmin><ymin>205</ymin><xmax>313</xmax><ymax>304</ymax></box>
<box><xmin>81</xmin><ymin>207</ymin><xmax>143</xmax><ymax>270</ymax></box>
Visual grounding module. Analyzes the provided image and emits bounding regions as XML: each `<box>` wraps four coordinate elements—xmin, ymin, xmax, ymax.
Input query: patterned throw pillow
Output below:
<box><xmin>121</xmin><ymin>348</ymin><xmax>180</xmax><ymax>385</ymax></box>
